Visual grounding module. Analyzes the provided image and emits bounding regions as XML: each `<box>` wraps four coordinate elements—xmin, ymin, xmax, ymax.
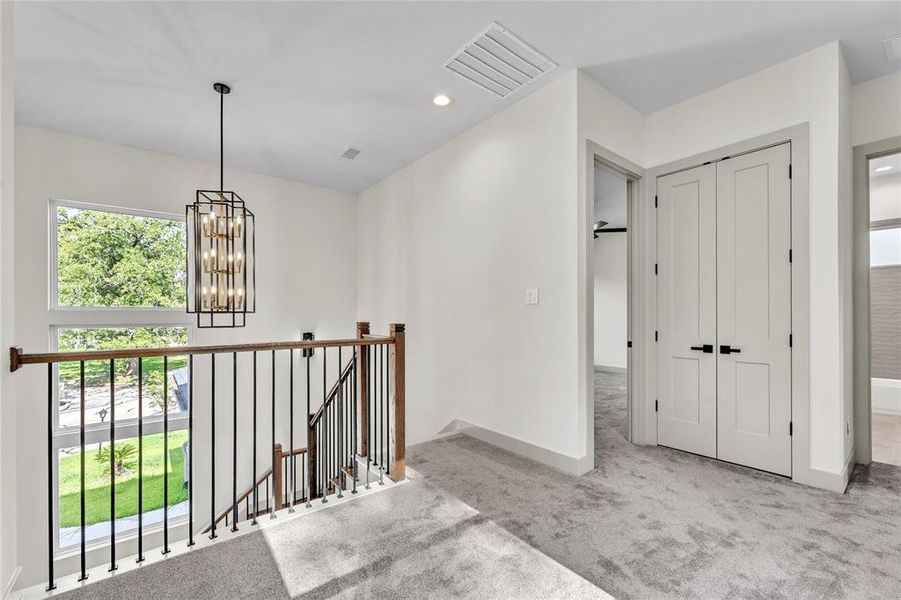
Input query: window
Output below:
<box><xmin>53</xmin><ymin>201</ymin><xmax>186</xmax><ymax>308</ymax></box>
<box><xmin>50</xmin><ymin>200</ymin><xmax>190</xmax><ymax>549</ymax></box>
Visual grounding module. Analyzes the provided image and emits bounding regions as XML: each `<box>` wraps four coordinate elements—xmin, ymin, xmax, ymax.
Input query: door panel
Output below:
<box><xmin>657</xmin><ymin>164</ymin><xmax>717</xmax><ymax>457</ymax></box>
<box><xmin>716</xmin><ymin>144</ymin><xmax>792</xmax><ymax>476</ymax></box>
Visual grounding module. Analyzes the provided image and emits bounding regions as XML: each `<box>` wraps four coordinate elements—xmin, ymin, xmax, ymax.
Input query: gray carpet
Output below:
<box><xmin>408</xmin><ymin>371</ymin><xmax>901</xmax><ymax>599</ymax></box>
<box><xmin>52</xmin><ymin>475</ymin><xmax>608</xmax><ymax>600</ymax></box>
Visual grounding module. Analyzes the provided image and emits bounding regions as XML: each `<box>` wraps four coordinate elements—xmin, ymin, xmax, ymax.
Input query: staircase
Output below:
<box><xmin>9</xmin><ymin>321</ymin><xmax>405</xmax><ymax>591</ymax></box>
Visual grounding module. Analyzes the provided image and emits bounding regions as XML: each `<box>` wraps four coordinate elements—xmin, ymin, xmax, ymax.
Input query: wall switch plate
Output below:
<box><xmin>525</xmin><ymin>288</ymin><xmax>539</xmax><ymax>305</ymax></box>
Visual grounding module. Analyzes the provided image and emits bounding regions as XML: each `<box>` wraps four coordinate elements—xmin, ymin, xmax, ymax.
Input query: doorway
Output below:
<box><xmin>854</xmin><ymin>138</ymin><xmax>901</xmax><ymax>467</ymax></box>
<box><xmin>593</xmin><ymin>161</ymin><xmax>633</xmax><ymax>442</ymax></box>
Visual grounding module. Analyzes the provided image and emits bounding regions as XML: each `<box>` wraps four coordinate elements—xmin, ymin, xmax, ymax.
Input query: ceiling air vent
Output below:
<box><xmin>444</xmin><ymin>22</ymin><xmax>556</xmax><ymax>98</ymax></box>
<box><xmin>341</xmin><ymin>147</ymin><xmax>361</xmax><ymax>160</ymax></box>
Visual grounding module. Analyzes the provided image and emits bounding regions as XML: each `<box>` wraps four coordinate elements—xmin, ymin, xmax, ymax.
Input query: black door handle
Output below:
<box><xmin>720</xmin><ymin>345</ymin><xmax>742</xmax><ymax>354</ymax></box>
<box><xmin>690</xmin><ymin>344</ymin><xmax>714</xmax><ymax>353</ymax></box>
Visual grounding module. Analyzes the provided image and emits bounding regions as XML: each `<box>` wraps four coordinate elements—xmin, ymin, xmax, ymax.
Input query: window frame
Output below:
<box><xmin>48</xmin><ymin>198</ymin><xmax>193</xmax><ymax>555</ymax></box>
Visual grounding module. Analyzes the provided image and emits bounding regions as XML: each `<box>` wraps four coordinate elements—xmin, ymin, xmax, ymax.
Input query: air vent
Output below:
<box><xmin>341</xmin><ymin>147</ymin><xmax>361</xmax><ymax>160</ymax></box>
<box><xmin>885</xmin><ymin>32</ymin><xmax>901</xmax><ymax>62</ymax></box>
<box><xmin>444</xmin><ymin>22</ymin><xmax>556</xmax><ymax>98</ymax></box>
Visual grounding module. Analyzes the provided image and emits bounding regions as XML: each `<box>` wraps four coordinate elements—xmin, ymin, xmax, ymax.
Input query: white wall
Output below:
<box><xmin>357</xmin><ymin>73</ymin><xmax>584</xmax><ymax>465</ymax></box>
<box><xmin>851</xmin><ymin>72</ymin><xmax>901</xmax><ymax>147</ymax></box>
<box><xmin>0</xmin><ymin>2</ymin><xmax>16</xmax><ymax>595</ymax></box>
<box><xmin>593</xmin><ymin>233</ymin><xmax>627</xmax><ymax>370</ymax></box>
<box><xmin>645</xmin><ymin>42</ymin><xmax>850</xmax><ymax>478</ymax></box>
<box><xmin>838</xmin><ymin>49</ymin><xmax>854</xmax><ymax>468</ymax></box>
<box><xmin>13</xmin><ymin>125</ymin><xmax>357</xmax><ymax>588</ymax></box>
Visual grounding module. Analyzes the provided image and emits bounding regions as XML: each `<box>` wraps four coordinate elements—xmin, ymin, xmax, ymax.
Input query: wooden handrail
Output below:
<box><xmin>9</xmin><ymin>336</ymin><xmax>394</xmax><ymax>371</ymax></box>
<box><xmin>309</xmin><ymin>356</ymin><xmax>355</xmax><ymax>425</ymax></box>
<box><xmin>203</xmin><ymin>445</ymin><xmax>307</xmax><ymax>533</ymax></box>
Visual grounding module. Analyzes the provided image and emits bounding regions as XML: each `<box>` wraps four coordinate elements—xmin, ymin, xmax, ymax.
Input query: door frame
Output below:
<box><xmin>853</xmin><ymin>136</ymin><xmax>901</xmax><ymax>466</ymax></box>
<box><xmin>640</xmin><ymin>123</ymin><xmax>815</xmax><ymax>487</ymax></box>
<box><xmin>585</xmin><ymin>141</ymin><xmax>645</xmax><ymax>447</ymax></box>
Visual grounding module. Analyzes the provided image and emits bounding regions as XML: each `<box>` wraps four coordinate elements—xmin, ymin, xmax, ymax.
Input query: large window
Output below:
<box><xmin>50</xmin><ymin>200</ymin><xmax>190</xmax><ymax>549</ymax></box>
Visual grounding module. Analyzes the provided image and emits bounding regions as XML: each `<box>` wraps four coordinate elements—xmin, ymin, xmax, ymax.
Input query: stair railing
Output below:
<box><xmin>9</xmin><ymin>321</ymin><xmax>405</xmax><ymax>592</ymax></box>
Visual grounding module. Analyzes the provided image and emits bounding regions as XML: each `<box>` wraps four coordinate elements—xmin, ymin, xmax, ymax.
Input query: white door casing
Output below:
<box><xmin>656</xmin><ymin>164</ymin><xmax>718</xmax><ymax>458</ymax></box>
<box><xmin>715</xmin><ymin>143</ymin><xmax>792</xmax><ymax>476</ymax></box>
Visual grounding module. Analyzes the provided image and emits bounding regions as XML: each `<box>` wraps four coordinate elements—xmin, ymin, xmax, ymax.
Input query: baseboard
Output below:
<box><xmin>430</xmin><ymin>419</ymin><xmax>593</xmax><ymax>476</ymax></box>
<box><xmin>794</xmin><ymin>451</ymin><xmax>855</xmax><ymax>493</ymax></box>
<box><xmin>593</xmin><ymin>364</ymin><xmax>627</xmax><ymax>374</ymax></box>
<box><xmin>2</xmin><ymin>566</ymin><xmax>21</xmax><ymax>600</ymax></box>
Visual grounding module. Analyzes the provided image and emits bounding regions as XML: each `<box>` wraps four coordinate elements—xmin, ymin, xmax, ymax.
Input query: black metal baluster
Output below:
<box><xmin>305</xmin><ymin>350</ymin><xmax>311</xmax><ymax>508</ymax></box>
<box><xmin>252</xmin><ymin>351</ymin><xmax>258</xmax><ymax>525</ymax></box>
<box><xmin>187</xmin><ymin>354</ymin><xmax>194</xmax><ymax>548</ymax></box>
<box><xmin>289</xmin><ymin>349</ymin><xmax>295</xmax><ymax>512</ymax></box>
<box><xmin>322</xmin><ymin>347</ymin><xmax>328</xmax><ymax>503</ymax></box>
<box><xmin>78</xmin><ymin>361</ymin><xmax>87</xmax><ymax>582</ymax></box>
<box><xmin>337</xmin><ymin>347</ymin><xmax>343</xmax><ymax>498</ymax></box>
<box><xmin>265</xmin><ymin>477</ymin><xmax>269</xmax><ymax>512</ymax></box>
<box><xmin>380</xmin><ymin>344</ymin><xmax>385</xmax><ymax>485</ymax></box>
<box><xmin>271</xmin><ymin>350</ymin><xmax>276</xmax><ymax>518</ymax></box>
<box><xmin>232</xmin><ymin>352</ymin><xmax>238</xmax><ymax>532</ymax></box>
<box><xmin>138</xmin><ymin>358</ymin><xmax>145</xmax><ymax>560</ymax></box>
<box><xmin>371</xmin><ymin>344</ymin><xmax>377</xmax><ymax>467</ymax></box>
<box><xmin>365</xmin><ymin>345</ymin><xmax>371</xmax><ymax>489</ymax></box>
<box><xmin>385</xmin><ymin>343</ymin><xmax>390</xmax><ymax>477</ymax></box>
<box><xmin>109</xmin><ymin>359</ymin><xmax>118</xmax><ymax>571</ymax></box>
<box><xmin>208</xmin><ymin>354</ymin><xmax>216</xmax><ymax>540</ymax></box>
<box><xmin>163</xmin><ymin>355</ymin><xmax>171</xmax><ymax>553</ymax></box>
<box><xmin>46</xmin><ymin>364</ymin><xmax>55</xmax><ymax>591</ymax></box>
<box><xmin>352</xmin><ymin>350</ymin><xmax>358</xmax><ymax>494</ymax></box>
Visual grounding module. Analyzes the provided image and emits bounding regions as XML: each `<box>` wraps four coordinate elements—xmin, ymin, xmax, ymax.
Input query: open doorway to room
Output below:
<box><xmin>867</xmin><ymin>151</ymin><xmax>901</xmax><ymax>466</ymax></box>
<box><xmin>593</xmin><ymin>159</ymin><xmax>637</xmax><ymax>445</ymax></box>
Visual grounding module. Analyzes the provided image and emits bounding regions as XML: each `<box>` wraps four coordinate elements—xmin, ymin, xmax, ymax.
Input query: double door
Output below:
<box><xmin>656</xmin><ymin>144</ymin><xmax>792</xmax><ymax>476</ymax></box>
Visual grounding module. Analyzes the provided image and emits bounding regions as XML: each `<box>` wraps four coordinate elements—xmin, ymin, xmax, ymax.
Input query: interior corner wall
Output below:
<box><xmin>838</xmin><ymin>49</ymin><xmax>854</xmax><ymax>467</ymax></box>
<box><xmin>851</xmin><ymin>72</ymin><xmax>901</xmax><ymax>147</ymax></box>
<box><xmin>644</xmin><ymin>41</ymin><xmax>848</xmax><ymax>478</ymax></box>
<box><xmin>12</xmin><ymin>125</ymin><xmax>357</xmax><ymax>588</ymax></box>
<box><xmin>0</xmin><ymin>1</ymin><xmax>17</xmax><ymax>595</ymax></box>
<box><xmin>356</xmin><ymin>72</ymin><xmax>583</xmax><ymax>463</ymax></box>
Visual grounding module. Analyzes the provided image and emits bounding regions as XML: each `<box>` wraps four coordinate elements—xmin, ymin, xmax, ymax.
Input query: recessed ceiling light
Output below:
<box><xmin>874</xmin><ymin>165</ymin><xmax>893</xmax><ymax>172</ymax></box>
<box><xmin>432</xmin><ymin>94</ymin><xmax>451</xmax><ymax>107</ymax></box>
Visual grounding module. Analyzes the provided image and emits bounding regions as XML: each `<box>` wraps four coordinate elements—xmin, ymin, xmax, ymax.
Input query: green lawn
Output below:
<box><xmin>58</xmin><ymin>356</ymin><xmax>188</xmax><ymax>388</ymax></box>
<box><xmin>58</xmin><ymin>430</ymin><xmax>189</xmax><ymax>527</ymax></box>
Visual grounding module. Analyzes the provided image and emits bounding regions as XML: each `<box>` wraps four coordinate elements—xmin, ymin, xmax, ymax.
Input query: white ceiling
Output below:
<box><xmin>14</xmin><ymin>1</ymin><xmax>901</xmax><ymax>193</ymax></box>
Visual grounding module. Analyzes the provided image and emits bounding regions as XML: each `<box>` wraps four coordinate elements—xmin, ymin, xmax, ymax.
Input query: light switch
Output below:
<box><xmin>525</xmin><ymin>288</ymin><xmax>539</xmax><ymax>305</ymax></box>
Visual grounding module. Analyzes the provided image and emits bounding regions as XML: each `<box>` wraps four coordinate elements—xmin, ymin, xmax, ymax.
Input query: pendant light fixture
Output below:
<box><xmin>186</xmin><ymin>82</ymin><xmax>256</xmax><ymax>328</ymax></box>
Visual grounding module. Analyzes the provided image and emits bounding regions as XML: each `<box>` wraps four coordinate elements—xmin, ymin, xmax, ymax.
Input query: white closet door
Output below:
<box><xmin>715</xmin><ymin>144</ymin><xmax>792</xmax><ymax>476</ymax></box>
<box><xmin>657</xmin><ymin>164</ymin><xmax>717</xmax><ymax>458</ymax></box>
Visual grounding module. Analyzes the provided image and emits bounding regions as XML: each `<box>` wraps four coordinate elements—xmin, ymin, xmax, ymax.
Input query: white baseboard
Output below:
<box><xmin>427</xmin><ymin>419</ymin><xmax>593</xmax><ymax>476</ymax></box>
<box><xmin>872</xmin><ymin>378</ymin><xmax>901</xmax><ymax>415</ymax></box>
<box><xmin>3</xmin><ymin>566</ymin><xmax>21</xmax><ymax>600</ymax></box>
<box><xmin>794</xmin><ymin>451</ymin><xmax>855</xmax><ymax>493</ymax></box>
<box><xmin>593</xmin><ymin>364</ymin><xmax>627</xmax><ymax>374</ymax></box>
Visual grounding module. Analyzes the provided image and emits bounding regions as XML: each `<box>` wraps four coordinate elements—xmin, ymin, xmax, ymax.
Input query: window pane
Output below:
<box><xmin>58</xmin><ymin>431</ymin><xmax>190</xmax><ymax>548</ymax></box>
<box><xmin>56</xmin><ymin>327</ymin><xmax>188</xmax><ymax>429</ymax></box>
<box><xmin>871</xmin><ymin>228</ymin><xmax>901</xmax><ymax>267</ymax></box>
<box><xmin>56</xmin><ymin>205</ymin><xmax>186</xmax><ymax>308</ymax></box>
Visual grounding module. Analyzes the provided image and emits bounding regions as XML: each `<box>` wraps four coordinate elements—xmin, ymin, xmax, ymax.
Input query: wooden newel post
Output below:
<box><xmin>273</xmin><ymin>443</ymin><xmax>284</xmax><ymax>511</ymax></box>
<box><xmin>357</xmin><ymin>322</ymin><xmax>370</xmax><ymax>458</ymax></box>
<box><xmin>388</xmin><ymin>323</ymin><xmax>405</xmax><ymax>482</ymax></box>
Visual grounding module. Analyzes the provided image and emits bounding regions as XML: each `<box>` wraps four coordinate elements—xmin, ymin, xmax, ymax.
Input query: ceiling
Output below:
<box><xmin>15</xmin><ymin>1</ymin><xmax>901</xmax><ymax>193</ymax></box>
<box><xmin>871</xmin><ymin>152</ymin><xmax>901</xmax><ymax>179</ymax></box>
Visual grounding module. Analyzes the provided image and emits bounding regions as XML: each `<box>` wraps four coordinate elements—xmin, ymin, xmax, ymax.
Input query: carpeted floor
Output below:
<box><xmin>49</xmin><ymin>370</ymin><xmax>901</xmax><ymax>599</ymax></box>
<box><xmin>408</xmin><ymin>370</ymin><xmax>901</xmax><ymax>599</ymax></box>
<box><xmin>51</xmin><ymin>474</ymin><xmax>608</xmax><ymax>600</ymax></box>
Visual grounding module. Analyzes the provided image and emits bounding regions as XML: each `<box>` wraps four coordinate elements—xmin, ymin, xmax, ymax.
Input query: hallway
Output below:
<box><xmin>408</xmin><ymin>372</ymin><xmax>901</xmax><ymax>599</ymax></box>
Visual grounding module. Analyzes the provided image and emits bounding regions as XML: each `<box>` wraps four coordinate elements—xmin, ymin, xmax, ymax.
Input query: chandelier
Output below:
<box><xmin>186</xmin><ymin>82</ymin><xmax>256</xmax><ymax>328</ymax></box>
